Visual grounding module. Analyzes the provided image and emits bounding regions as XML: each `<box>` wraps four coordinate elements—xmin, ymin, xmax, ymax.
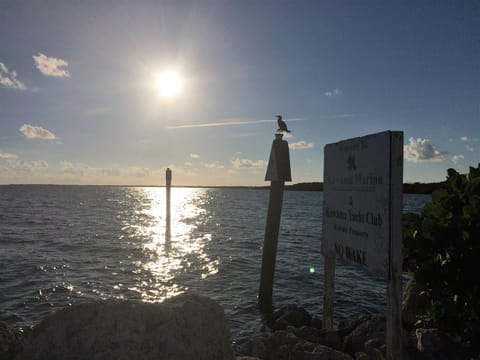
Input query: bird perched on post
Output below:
<box><xmin>276</xmin><ymin>115</ymin><xmax>291</xmax><ymax>133</ymax></box>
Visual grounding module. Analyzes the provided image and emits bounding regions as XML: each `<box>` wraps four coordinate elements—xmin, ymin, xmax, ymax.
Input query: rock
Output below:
<box><xmin>355</xmin><ymin>352</ymin><xmax>369</xmax><ymax>360</ymax></box>
<box><xmin>249</xmin><ymin>330</ymin><xmax>298</xmax><ymax>360</ymax></box>
<box><xmin>415</xmin><ymin>328</ymin><xmax>456</xmax><ymax>360</ymax></box>
<box><xmin>289</xmin><ymin>325</ymin><xmax>343</xmax><ymax>350</ymax></box>
<box><xmin>289</xmin><ymin>325</ymin><xmax>323</xmax><ymax>343</ymax></box>
<box><xmin>17</xmin><ymin>293</ymin><xmax>233</xmax><ymax>360</ymax></box>
<box><xmin>271</xmin><ymin>305</ymin><xmax>312</xmax><ymax>330</ymax></box>
<box><xmin>249</xmin><ymin>328</ymin><xmax>353</xmax><ymax>360</ymax></box>
<box><xmin>310</xmin><ymin>344</ymin><xmax>354</xmax><ymax>360</ymax></box>
<box><xmin>0</xmin><ymin>321</ymin><xmax>24</xmax><ymax>360</ymax></box>
<box><xmin>338</xmin><ymin>317</ymin><xmax>365</xmax><ymax>339</ymax></box>
<box><xmin>402</xmin><ymin>279</ymin><xmax>429</xmax><ymax>327</ymax></box>
<box><xmin>343</xmin><ymin>315</ymin><xmax>386</xmax><ymax>355</ymax></box>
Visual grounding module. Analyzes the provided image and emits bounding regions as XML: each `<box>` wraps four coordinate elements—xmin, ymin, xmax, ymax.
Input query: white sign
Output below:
<box><xmin>321</xmin><ymin>131</ymin><xmax>403</xmax><ymax>276</ymax></box>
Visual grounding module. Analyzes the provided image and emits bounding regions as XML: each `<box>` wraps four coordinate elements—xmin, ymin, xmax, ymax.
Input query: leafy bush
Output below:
<box><xmin>403</xmin><ymin>164</ymin><xmax>480</xmax><ymax>350</ymax></box>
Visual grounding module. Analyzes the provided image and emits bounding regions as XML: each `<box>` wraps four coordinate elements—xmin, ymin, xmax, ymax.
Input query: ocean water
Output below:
<box><xmin>0</xmin><ymin>185</ymin><xmax>430</xmax><ymax>352</ymax></box>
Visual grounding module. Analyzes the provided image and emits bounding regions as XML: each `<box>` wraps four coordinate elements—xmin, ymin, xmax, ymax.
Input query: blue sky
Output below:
<box><xmin>1</xmin><ymin>1</ymin><xmax>479</xmax><ymax>186</ymax></box>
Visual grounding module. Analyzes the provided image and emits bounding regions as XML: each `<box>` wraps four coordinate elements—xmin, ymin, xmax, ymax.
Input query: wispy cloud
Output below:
<box><xmin>204</xmin><ymin>161</ymin><xmax>225</xmax><ymax>169</ymax></box>
<box><xmin>330</xmin><ymin>113</ymin><xmax>367</xmax><ymax>119</ymax></box>
<box><xmin>0</xmin><ymin>159</ymin><xmax>49</xmax><ymax>174</ymax></box>
<box><xmin>60</xmin><ymin>161</ymin><xmax>151</xmax><ymax>179</ymax></box>
<box><xmin>324</xmin><ymin>88</ymin><xmax>342</xmax><ymax>97</ymax></box>
<box><xmin>0</xmin><ymin>152</ymin><xmax>18</xmax><ymax>159</ymax></box>
<box><xmin>466</xmin><ymin>145</ymin><xmax>474</xmax><ymax>152</ymax></box>
<box><xmin>33</xmin><ymin>53</ymin><xmax>70</xmax><ymax>78</ymax></box>
<box><xmin>230</xmin><ymin>156</ymin><xmax>267</xmax><ymax>169</ymax></box>
<box><xmin>289</xmin><ymin>141</ymin><xmax>314</xmax><ymax>150</ymax></box>
<box><xmin>451</xmin><ymin>155</ymin><xmax>464</xmax><ymax>164</ymax></box>
<box><xmin>190</xmin><ymin>153</ymin><xmax>200</xmax><ymax>159</ymax></box>
<box><xmin>460</xmin><ymin>136</ymin><xmax>478</xmax><ymax>142</ymax></box>
<box><xmin>19</xmin><ymin>124</ymin><xmax>57</xmax><ymax>140</ymax></box>
<box><xmin>168</xmin><ymin>117</ymin><xmax>305</xmax><ymax>129</ymax></box>
<box><xmin>0</xmin><ymin>62</ymin><xmax>26</xmax><ymax>90</ymax></box>
<box><xmin>404</xmin><ymin>137</ymin><xmax>445</xmax><ymax>163</ymax></box>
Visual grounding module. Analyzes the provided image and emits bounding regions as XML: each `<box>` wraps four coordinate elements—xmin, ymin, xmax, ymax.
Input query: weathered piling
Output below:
<box><xmin>258</xmin><ymin>133</ymin><xmax>291</xmax><ymax>314</ymax></box>
<box><xmin>165</xmin><ymin>168</ymin><xmax>172</xmax><ymax>241</ymax></box>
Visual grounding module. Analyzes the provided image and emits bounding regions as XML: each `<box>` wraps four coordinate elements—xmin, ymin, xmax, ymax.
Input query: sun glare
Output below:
<box><xmin>155</xmin><ymin>70</ymin><xmax>182</xmax><ymax>98</ymax></box>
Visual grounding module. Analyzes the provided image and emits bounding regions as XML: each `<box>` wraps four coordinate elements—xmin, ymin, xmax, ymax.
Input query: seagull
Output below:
<box><xmin>276</xmin><ymin>115</ymin><xmax>291</xmax><ymax>133</ymax></box>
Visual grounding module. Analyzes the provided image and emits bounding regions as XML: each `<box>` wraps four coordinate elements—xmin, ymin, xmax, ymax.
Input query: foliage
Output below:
<box><xmin>403</xmin><ymin>181</ymin><xmax>442</xmax><ymax>194</ymax></box>
<box><xmin>403</xmin><ymin>164</ymin><xmax>480</xmax><ymax>350</ymax></box>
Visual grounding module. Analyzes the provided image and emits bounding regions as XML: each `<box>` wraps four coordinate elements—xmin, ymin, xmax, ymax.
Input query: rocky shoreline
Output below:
<box><xmin>1</xmin><ymin>282</ymin><xmax>478</xmax><ymax>359</ymax></box>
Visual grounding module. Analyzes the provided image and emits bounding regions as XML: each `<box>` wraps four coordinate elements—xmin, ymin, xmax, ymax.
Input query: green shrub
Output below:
<box><xmin>403</xmin><ymin>164</ymin><xmax>480</xmax><ymax>350</ymax></box>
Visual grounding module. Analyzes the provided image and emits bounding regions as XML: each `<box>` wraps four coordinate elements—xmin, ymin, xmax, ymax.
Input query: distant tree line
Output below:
<box><xmin>284</xmin><ymin>182</ymin><xmax>442</xmax><ymax>194</ymax></box>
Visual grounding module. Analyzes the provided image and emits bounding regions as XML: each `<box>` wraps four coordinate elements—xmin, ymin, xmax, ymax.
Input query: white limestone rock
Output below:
<box><xmin>18</xmin><ymin>293</ymin><xmax>234</xmax><ymax>360</ymax></box>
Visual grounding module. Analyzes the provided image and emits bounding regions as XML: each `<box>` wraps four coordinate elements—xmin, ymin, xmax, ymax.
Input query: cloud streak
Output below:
<box><xmin>168</xmin><ymin>118</ymin><xmax>305</xmax><ymax>129</ymax></box>
<box><xmin>324</xmin><ymin>88</ymin><xmax>342</xmax><ymax>97</ymax></box>
<box><xmin>0</xmin><ymin>152</ymin><xmax>18</xmax><ymax>159</ymax></box>
<box><xmin>0</xmin><ymin>159</ymin><xmax>49</xmax><ymax>175</ymax></box>
<box><xmin>404</xmin><ymin>137</ymin><xmax>444</xmax><ymax>163</ymax></box>
<box><xmin>0</xmin><ymin>62</ymin><xmax>26</xmax><ymax>90</ymax></box>
<box><xmin>451</xmin><ymin>155</ymin><xmax>464</xmax><ymax>164</ymax></box>
<box><xmin>289</xmin><ymin>141</ymin><xmax>314</xmax><ymax>150</ymax></box>
<box><xmin>33</xmin><ymin>53</ymin><xmax>70</xmax><ymax>78</ymax></box>
<box><xmin>460</xmin><ymin>136</ymin><xmax>478</xmax><ymax>142</ymax></box>
<box><xmin>19</xmin><ymin>124</ymin><xmax>57</xmax><ymax>140</ymax></box>
<box><xmin>230</xmin><ymin>156</ymin><xmax>267</xmax><ymax>169</ymax></box>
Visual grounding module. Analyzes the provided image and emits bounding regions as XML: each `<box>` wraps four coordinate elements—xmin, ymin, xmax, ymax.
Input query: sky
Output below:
<box><xmin>1</xmin><ymin>1</ymin><xmax>479</xmax><ymax>186</ymax></box>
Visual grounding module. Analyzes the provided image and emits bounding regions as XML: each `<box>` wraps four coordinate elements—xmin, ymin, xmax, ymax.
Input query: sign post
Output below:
<box><xmin>321</xmin><ymin>131</ymin><xmax>403</xmax><ymax>359</ymax></box>
<box><xmin>258</xmin><ymin>133</ymin><xmax>291</xmax><ymax>314</ymax></box>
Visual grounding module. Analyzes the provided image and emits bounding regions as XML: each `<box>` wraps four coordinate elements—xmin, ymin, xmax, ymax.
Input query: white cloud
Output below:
<box><xmin>324</xmin><ymin>88</ymin><xmax>342</xmax><ymax>97</ymax></box>
<box><xmin>184</xmin><ymin>162</ymin><xmax>193</xmax><ymax>167</ymax></box>
<box><xmin>0</xmin><ymin>62</ymin><xmax>26</xmax><ymax>90</ymax></box>
<box><xmin>33</xmin><ymin>53</ymin><xmax>70</xmax><ymax>78</ymax></box>
<box><xmin>60</xmin><ymin>160</ymin><xmax>87</xmax><ymax>175</ymax></box>
<box><xmin>0</xmin><ymin>152</ymin><xmax>18</xmax><ymax>159</ymax></box>
<box><xmin>289</xmin><ymin>141</ymin><xmax>314</xmax><ymax>150</ymax></box>
<box><xmin>0</xmin><ymin>159</ymin><xmax>48</xmax><ymax>174</ymax></box>
<box><xmin>60</xmin><ymin>161</ymin><xmax>150</xmax><ymax>179</ymax></box>
<box><xmin>404</xmin><ymin>137</ymin><xmax>444</xmax><ymax>163</ymax></box>
<box><xmin>466</xmin><ymin>145</ymin><xmax>474</xmax><ymax>152</ymax></box>
<box><xmin>451</xmin><ymin>155</ymin><xmax>464</xmax><ymax>164</ymax></box>
<box><xmin>190</xmin><ymin>153</ymin><xmax>200</xmax><ymax>159</ymax></box>
<box><xmin>230</xmin><ymin>156</ymin><xmax>267</xmax><ymax>169</ymax></box>
<box><xmin>460</xmin><ymin>136</ymin><xmax>478</xmax><ymax>142</ymax></box>
<box><xmin>19</xmin><ymin>124</ymin><xmax>56</xmax><ymax>140</ymax></box>
<box><xmin>204</xmin><ymin>162</ymin><xmax>225</xmax><ymax>169</ymax></box>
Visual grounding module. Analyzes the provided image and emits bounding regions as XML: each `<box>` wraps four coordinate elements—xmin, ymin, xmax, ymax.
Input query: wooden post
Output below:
<box><xmin>258</xmin><ymin>133</ymin><xmax>291</xmax><ymax>314</ymax></box>
<box><xmin>386</xmin><ymin>131</ymin><xmax>403</xmax><ymax>360</ymax></box>
<box><xmin>165</xmin><ymin>168</ymin><xmax>172</xmax><ymax>241</ymax></box>
<box><xmin>322</xmin><ymin>253</ymin><xmax>335</xmax><ymax>331</ymax></box>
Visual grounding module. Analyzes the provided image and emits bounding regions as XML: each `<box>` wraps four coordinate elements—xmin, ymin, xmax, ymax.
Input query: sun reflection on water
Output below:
<box><xmin>125</xmin><ymin>187</ymin><xmax>219</xmax><ymax>302</ymax></box>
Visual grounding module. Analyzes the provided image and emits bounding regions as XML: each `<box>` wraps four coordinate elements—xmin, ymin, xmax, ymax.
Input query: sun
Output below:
<box><xmin>155</xmin><ymin>70</ymin><xmax>182</xmax><ymax>98</ymax></box>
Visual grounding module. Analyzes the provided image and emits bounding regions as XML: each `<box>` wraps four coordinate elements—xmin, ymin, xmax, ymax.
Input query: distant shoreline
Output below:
<box><xmin>1</xmin><ymin>182</ymin><xmax>441</xmax><ymax>194</ymax></box>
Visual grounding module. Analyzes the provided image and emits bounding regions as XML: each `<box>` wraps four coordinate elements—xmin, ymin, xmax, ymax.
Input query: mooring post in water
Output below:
<box><xmin>259</xmin><ymin>133</ymin><xmax>291</xmax><ymax>314</ymax></box>
<box><xmin>165</xmin><ymin>168</ymin><xmax>172</xmax><ymax>241</ymax></box>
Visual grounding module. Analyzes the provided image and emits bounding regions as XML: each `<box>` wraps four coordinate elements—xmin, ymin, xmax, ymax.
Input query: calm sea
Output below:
<box><xmin>0</xmin><ymin>185</ymin><xmax>430</xmax><ymax>352</ymax></box>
